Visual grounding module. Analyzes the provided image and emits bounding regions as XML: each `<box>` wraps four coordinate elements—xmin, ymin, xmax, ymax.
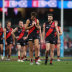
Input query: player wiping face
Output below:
<box><xmin>25</xmin><ymin>12</ymin><xmax>40</xmax><ymax>65</ymax></box>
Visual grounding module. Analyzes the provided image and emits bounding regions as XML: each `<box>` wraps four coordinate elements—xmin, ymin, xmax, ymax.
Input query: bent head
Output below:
<box><xmin>31</xmin><ymin>12</ymin><xmax>37</xmax><ymax>21</ymax></box>
<box><xmin>19</xmin><ymin>20</ymin><xmax>23</xmax><ymax>28</ymax></box>
<box><xmin>6</xmin><ymin>21</ymin><xmax>11</xmax><ymax>27</ymax></box>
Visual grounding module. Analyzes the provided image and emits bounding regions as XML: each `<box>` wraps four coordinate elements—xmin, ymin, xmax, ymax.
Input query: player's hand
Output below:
<box><xmin>32</xmin><ymin>21</ymin><xmax>36</xmax><ymax>26</ymax></box>
<box><xmin>23</xmin><ymin>37</ymin><xmax>27</xmax><ymax>40</ymax></box>
<box><xmin>16</xmin><ymin>36</ymin><xmax>19</xmax><ymax>40</ymax></box>
<box><xmin>57</xmin><ymin>39</ymin><xmax>60</xmax><ymax>44</ymax></box>
<box><xmin>32</xmin><ymin>22</ymin><xmax>35</xmax><ymax>27</ymax></box>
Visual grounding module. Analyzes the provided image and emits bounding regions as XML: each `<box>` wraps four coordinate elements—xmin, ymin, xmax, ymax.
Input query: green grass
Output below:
<box><xmin>0</xmin><ymin>60</ymin><xmax>72</xmax><ymax>72</ymax></box>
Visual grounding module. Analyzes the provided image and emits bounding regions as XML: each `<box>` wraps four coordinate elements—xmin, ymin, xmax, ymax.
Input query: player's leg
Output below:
<box><xmin>17</xmin><ymin>44</ymin><xmax>21</xmax><ymax>62</ymax></box>
<box><xmin>57</xmin><ymin>43</ymin><xmax>60</xmax><ymax>61</ymax></box>
<box><xmin>45</xmin><ymin>43</ymin><xmax>50</xmax><ymax>65</ymax></box>
<box><xmin>38</xmin><ymin>43</ymin><xmax>41</xmax><ymax>62</ymax></box>
<box><xmin>50</xmin><ymin>44</ymin><xmax>55</xmax><ymax>65</ymax></box>
<box><xmin>24</xmin><ymin>45</ymin><xmax>28</xmax><ymax>60</ymax></box>
<box><xmin>34</xmin><ymin>39</ymin><xmax>40</xmax><ymax>64</ymax></box>
<box><xmin>5</xmin><ymin>45</ymin><xmax>9</xmax><ymax>58</ymax></box>
<box><xmin>28</xmin><ymin>41</ymin><xmax>33</xmax><ymax>64</ymax></box>
<box><xmin>20</xmin><ymin>46</ymin><xmax>24</xmax><ymax>62</ymax></box>
<box><xmin>23</xmin><ymin>46</ymin><xmax>26</xmax><ymax>60</ymax></box>
<box><xmin>0</xmin><ymin>44</ymin><xmax>4</xmax><ymax>60</ymax></box>
<box><xmin>8</xmin><ymin>44</ymin><xmax>12</xmax><ymax>60</ymax></box>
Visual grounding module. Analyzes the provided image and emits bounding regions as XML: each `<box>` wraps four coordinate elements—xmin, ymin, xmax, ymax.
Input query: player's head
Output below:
<box><xmin>48</xmin><ymin>14</ymin><xmax>53</xmax><ymax>22</ymax></box>
<box><xmin>19</xmin><ymin>20</ymin><xmax>23</xmax><ymax>28</ymax></box>
<box><xmin>31</xmin><ymin>12</ymin><xmax>37</xmax><ymax>21</ymax></box>
<box><xmin>6</xmin><ymin>21</ymin><xmax>11</xmax><ymax>27</ymax></box>
<box><xmin>0</xmin><ymin>22</ymin><xmax>2</xmax><ymax>27</ymax></box>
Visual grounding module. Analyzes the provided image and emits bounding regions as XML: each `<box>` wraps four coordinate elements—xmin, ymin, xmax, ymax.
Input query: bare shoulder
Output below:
<box><xmin>54</xmin><ymin>20</ymin><xmax>58</xmax><ymax>27</ymax></box>
<box><xmin>3</xmin><ymin>28</ymin><xmax>6</xmax><ymax>32</ymax></box>
<box><xmin>26</xmin><ymin>19</ymin><xmax>30</xmax><ymax>23</ymax></box>
<box><xmin>37</xmin><ymin>19</ymin><xmax>39</xmax><ymax>22</ymax></box>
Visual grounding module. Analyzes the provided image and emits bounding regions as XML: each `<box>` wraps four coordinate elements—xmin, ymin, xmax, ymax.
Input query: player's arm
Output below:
<box><xmin>39</xmin><ymin>26</ymin><xmax>42</xmax><ymax>42</ymax></box>
<box><xmin>59</xmin><ymin>27</ymin><xmax>62</xmax><ymax>36</ymax></box>
<box><xmin>35</xmin><ymin>19</ymin><xmax>40</xmax><ymax>30</ymax></box>
<box><xmin>11</xmin><ymin>27</ymin><xmax>18</xmax><ymax>39</ymax></box>
<box><xmin>12</xmin><ymin>28</ymin><xmax>15</xmax><ymax>45</ymax></box>
<box><xmin>3</xmin><ymin>28</ymin><xmax>7</xmax><ymax>45</ymax></box>
<box><xmin>25</xmin><ymin>19</ymin><xmax>34</xmax><ymax>30</ymax></box>
<box><xmin>43</xmin><ymin>23</ymin><xmax>45</xmax><ymax>42</ymax></box>
<box><xmin>55</xmin><ymin>21</ymin><xmax>60</xmax><ymax>40</ymax></box>
<box><xmin>23</xmin><ymin>30</ymin><xmax>29</xmax><ymax>40</ymax></box>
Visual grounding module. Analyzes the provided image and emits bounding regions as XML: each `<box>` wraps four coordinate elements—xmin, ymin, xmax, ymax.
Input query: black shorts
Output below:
<box><xmin>6</xmin><ymin>39</ymin><xmax>13</xmax><ymax>45</ymax></box>
<box><xmin>28</xmin><ymin>33</ymin><xmax>39</xmax><ymax>41</ymax></box>
<box><xmin>21</xmin><ymin>39</ymin><xmax>28</xmax><ymax>46</ymax></box>
<box><xmin>17</xmin><ymin>39</ymin><xmax>28</xmax><ymax>46</ymax></box>
<box><xmin>45</xmin><ymin>36</ymin><xmax>56</xmax><ymax>44</ymax></box>
<box><xmin>55</xmin><ymin>37</ymin><xmax>58</xmax><ymax>44</ymax></box>
<box><xmin>55</xmin><ymin>37</ymin><xmax>61</xmax><ymax>45</ymax></box>
<box><xmin>0</xmin><ymin>39</ymin><xmax>3</xmax><ymax>44</ymax></box>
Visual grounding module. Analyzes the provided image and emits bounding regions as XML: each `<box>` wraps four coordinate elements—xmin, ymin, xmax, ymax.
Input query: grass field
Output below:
<box><xmin>0</xmin><ymin>57</ymin><xmax>72</xmax><ymax>72</ymax></box>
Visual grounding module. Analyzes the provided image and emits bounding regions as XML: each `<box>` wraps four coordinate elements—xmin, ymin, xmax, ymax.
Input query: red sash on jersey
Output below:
<box><xmin>17</xmin><ymin>27</ymin><xmax>25</xmax><ymax>40</ymax></box>
<box><xmin>0</xmin><ymin>28</ymin><xmax>3</xmax><ymax>36</ymax></box>
<box><xmin>45</xmin><ymin>22</ymin><xmax>55</xmax><ymax>38</ymax></box>
<box><xmin>28</xmin><ymin>18</ymin><xmax>37</xmax><ymax>35</ymax></box>
<box><xmin>37</xmin><ymin>30</ymin><xmax>39</xmax><ymax>34</ymax></box>
<box><xmin>6</xmin><ymin>28</ymin><xmax>12</xmax><ymax>39</ymax></box>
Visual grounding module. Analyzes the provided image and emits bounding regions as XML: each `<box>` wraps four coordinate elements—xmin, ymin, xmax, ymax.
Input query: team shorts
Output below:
<box><xmin>28</xmin><ymin>33</ymin><xmax>39</xmax><ymax>41</ymax></box>
<box><xmin>6</xmin><ymin>38</ymin><xmax>13</xmax><ymax>45</ymax></box>
<box><xmin>45</xmin><ymin>36</ymin><xmax>56</xmax><ymax>44</ymax></box>
<box><xmin>0</xmin><ymin>39</ymin><xmax>3</xmax><ymax>44</ymax></box>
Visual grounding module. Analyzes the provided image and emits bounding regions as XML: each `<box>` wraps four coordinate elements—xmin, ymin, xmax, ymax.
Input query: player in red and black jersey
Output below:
<box><xmin>0</xmin><ymin>22</ymin><xmax>4</xmax><ymax>60</ymax></box>
<box><xmin>54</xmin><ymin>22</ymin><xmax>62</xmax><ymax>61</ymax></box>
<box><xmin>4</xmin><ymin>21</ymin><xmax>15</xmax><ymax>60</ymax></box>
<box><xmin>43</xmin><ymin>14</ymin><xmax>60</xmax><ymax>65</ymax></box>
<box><xmin>25</xmin><ymin>12</ymin><xmax>40</xmax><ymax>65</ymax></box>
<box><xmin>22</xmin><ymin>24</ymin><xmax>29</xmax><ymax>60</ymax></box>
<box><xmin>12</xmin><ymin>20</ymin><xmax>25</xmax><ymax>62</ymax></box>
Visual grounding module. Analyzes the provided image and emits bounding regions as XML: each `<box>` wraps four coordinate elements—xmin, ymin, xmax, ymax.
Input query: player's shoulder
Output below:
<box><xmin>26</xmin><ymin>19</ymin><xmax>30</xmax><ymax>24</ymax></box>
<box><xmin>54</xmin><ymin>20</ymin><xmax>58</xmax><ymax>24</ymax></box>
<box><xmin>26</xmin><ymin>19</ymin><xmax>30</xmax><ymax>22</ymax></box>
<box><xmin>3</xmin><ymin>28</ymin><xmax>6</xmax><ymax>31</ymax></box>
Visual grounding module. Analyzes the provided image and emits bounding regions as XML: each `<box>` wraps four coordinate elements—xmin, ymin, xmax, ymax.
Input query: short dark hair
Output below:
<box><xmin>48</xmin><ymin>14</ymin><xmax>53</xmax><ymax>17</ymax></box>
<box><xmin>31</xmin><ymin>12</ymin><xmax>37</xmax><ymax>17</ymax></box>
<box><xmin>6</xmin><ymin>20</ymin><xmax>11</xmax><ymax>25</ymax></box>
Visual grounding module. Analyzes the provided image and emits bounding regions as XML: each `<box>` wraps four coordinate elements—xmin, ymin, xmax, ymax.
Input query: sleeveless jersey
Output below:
<box><xmin>0</xmin><ymin>28</ymin><xmax>3</xmax><ymax>40</ymax></box>
<box><xmin>45</xmin><ymin>21</ymin><xmax>56</xmax><ymax>38</ymax></box>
